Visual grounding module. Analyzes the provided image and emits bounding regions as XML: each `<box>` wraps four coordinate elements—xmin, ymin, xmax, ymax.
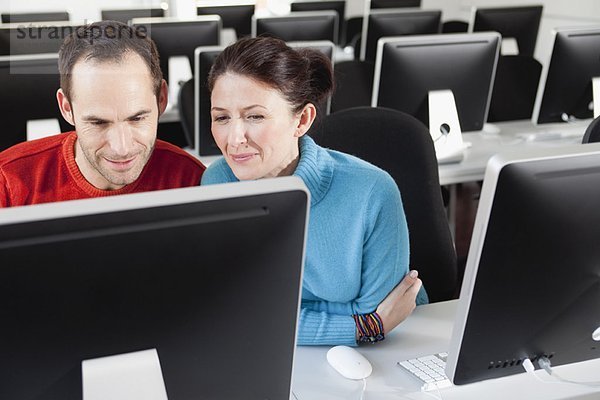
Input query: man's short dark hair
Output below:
<box><xmin>58</xmin><ymin>20</ymin><xmax>163</xmax><ymax>101</ymax></box>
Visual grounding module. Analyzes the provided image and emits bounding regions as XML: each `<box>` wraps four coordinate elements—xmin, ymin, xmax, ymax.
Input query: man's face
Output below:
<box><xmin>59</xmin><ymin>52</ymin><xmax>166</xmax><ymax>190</ymax></box>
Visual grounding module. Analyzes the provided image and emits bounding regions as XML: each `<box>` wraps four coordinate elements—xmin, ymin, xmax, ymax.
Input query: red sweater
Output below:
<box><xmin>0</xmin><ymin>132</ymin><xmax>205</xmax><ymax>207</ymax></box>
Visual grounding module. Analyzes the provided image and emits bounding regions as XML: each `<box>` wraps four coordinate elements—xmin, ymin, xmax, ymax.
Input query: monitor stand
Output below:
<box><xmin>500</xmin><ymin>37</ymin><xmax>519</xmax><ymax>56</ymax></box>
<box><xmin>82</xmin><ymin>348</ymin><xmax>168</xmax><ymax>400</ymax></box>
<box><xmin>168</xmin><ymin>55</ymin><xmax>193</xmax><ymax>107</ymax></box>
<box><xmin>428</xmin><ymin>89</ymin><xmax>465</xmax><ymax>164</ymax></box>
<box><xmin>593</xmin><ymin>76</ymin><xmax>599</xmax><ymax>118</ymax></box>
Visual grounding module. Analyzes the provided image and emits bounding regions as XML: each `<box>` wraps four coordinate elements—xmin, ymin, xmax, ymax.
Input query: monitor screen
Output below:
<box><xmin>372</xmin><ymin>32</ymin><xmax>500</xmax><ymax>132</ymax></box>
<box><xmin>291</xmin><ymin>1</ymin><xmax>345</xmax><ymax>44</ymax></box>
<box><xmin>0</xmin><ymin>21</ymin><xmax>78</xmax><ymax>56</ymax></box>
<box><xmin>1</xmin><ymin>11</ymin><xmax>70</xmax><ymax>24</ymax></box>
<box><xmin>533</xmin><ymin>26</ymin><xmax>600</xmax><ymax>125</ymax></box>
<box><xmin>194</xmin><ymin>41</ymin><xmax>334</xmax><ymax>155</ymax></box>
<box><xmin>370</xmin><ymin>0</ymin><xmax>421</xmax><ymax>9</ymax></box>
<box><xmin>131</xmin><ymin>16</ymin><xmax>221</xmax><ymax>84</ymax></box>
<box><xmin>362</xmin><ymin>9</ymin><xmax>441</xmax><ymax>62</ymax></box>
<box><xmin>471</xmin><ymin>5</ymin><xmax>543</xmax><ymax>57</ymax></box>
<box><xmin>0</xmin><ymin>177</ymin><xmax>309</xmax><ymax>399</ymax></box>
<box><xmin>196</xmin><ymin>3</ymin><xmax>255</xmax><ymax>38</ymax></box>
<box><xmin>100</xmin><ymin>8</ymin><xmax>165</xmax><ymax>24</ymax></box>
<box><xmin>253</xmin><ymin>11</ymin><xmax>338</xmax><ymax>43</ymax></box>
<box><xmin>0</xmin><ymin>54</ymin><xmax>69</xmax><ymax>151</ymax></box>
<box><xmin>446</xmin><ymin>143</ymin><xmax>600</xmax><ymax>385</ymax></box>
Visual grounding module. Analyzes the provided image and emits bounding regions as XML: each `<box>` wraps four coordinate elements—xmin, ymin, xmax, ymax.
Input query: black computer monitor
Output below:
<box><xmin>1</xmin><ymin>11</ymin><xmax>70</xmax><ymax>23</ymax></box>
<box><xmin>131</xmin><ymin>16</ymin><xmax>221</xmax><ymax>85</ymax></box>
<box><xmin>362</xmin><ymin>9</ymin><xmax>441</xmax><ymax>62</ymax></box>
<box><xmin>196</xmin><ymin>2</ymin><xmax>255</xmax><ymax>38</ymax></box>
<box><xmin>0</xmin><ymin>54</ymin><xmax>69</xmax><ymax>151</ymax></box>
<box><xmin>370</xmin><ymin>0</ymin><xmax>421</xmax><ymax>9</ymax></box>
<box><xmin>446</xmin><ymin>143</ymin><xmax>600</xmax><ymax>385</ymax></box>
<box><xmin>100</xmin><ymin>8</ymin><xmax>165</xmax><ymax>24</ymax></box>
<box><xmin>291</xmin><ymin>1</ymin><xmax>345</xmax><ymax>44</ymax></box>
<box><xmin>533</xmin><ymin>26</ymin><xmax>600</xmax><ymax>125</ymax></box>
<box><xmin>471</xmin><ymin>5</ymin><xmax>543</xmax><ymax>57</ymax></box>
<box><xmin>0</xmin><ymin>21</ymin><xmax>78</xmax><ymax>55</ymax></box>
<box><xmin>194</xmin><ymin>41</ymin><xmax>335</xmax><ymax>155</ymax></box>
<box><xmin>372</xmin><ymin>32</ymin><xmax>500</xmax><ymax>132</ymax></box>
<box><xmin>194</xmin><ymin>45</ymin><xmax>225</xmax><ymax>156</ymax></box>
<box><xmin>252</xmin><ymin>11</ymin><xmax>338</xmax><ymax>43</ymax></box>
<box><xmin>0</xmin><ymin>177</ymin><xmax>309</xmax><ymax>399</ymax></box>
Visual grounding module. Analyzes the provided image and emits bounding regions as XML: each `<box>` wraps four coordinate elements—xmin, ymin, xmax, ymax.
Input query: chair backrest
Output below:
<box><xmin>312</xmin><ymin>106</ymin><xmax>457</xmax><ymax>302</ymax></box>
<box><xmin>582</xmin><ymin>115</ymin><xmax>600</xmax><ymax>144</ymax></box>
<box><xmin>178</xmin><ymin>78</ymin><xmax>195</xmax><ymax>149</ymax></box>
<box><xmin>441</xmin><ymin>20</ymin><xmax>468</xmax><ymax>33</ymax></box>
<box><xmin>487</xmin><ymin>55</ymin><xmax>542</xmax><ymax>122</ymax></box>
<box><xmin>330</xmin><ymin>60</ymin><xmax>375</xmax><ymax>113</ymax></box>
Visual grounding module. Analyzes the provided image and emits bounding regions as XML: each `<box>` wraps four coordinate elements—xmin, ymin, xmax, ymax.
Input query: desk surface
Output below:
<box><xmin>292</xmin><ymin>300</ymin><xmax>600</xmax><ymax>400</ymax></box>
<box><xmin>438</xmin><ymin>119</ymin><xmax>590</xmax><ymax>185</ymax></box>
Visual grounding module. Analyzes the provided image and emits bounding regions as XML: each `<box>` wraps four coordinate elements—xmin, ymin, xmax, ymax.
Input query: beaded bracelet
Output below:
<box><xmin>353</xmin><ymin>312</ymin><xmax>385</xmax><ymax>344</ymax></box>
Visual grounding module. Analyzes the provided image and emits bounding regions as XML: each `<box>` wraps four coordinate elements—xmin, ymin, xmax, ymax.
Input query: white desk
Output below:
<box><xmin>438</xmin><ymin>120</ymin><xmax>590</xmax><ymax>186</ymax></box>
<box><xmin>292</xmin><ymin>300</ymin><xmax>600</xmax><ymax>400</ymax></box>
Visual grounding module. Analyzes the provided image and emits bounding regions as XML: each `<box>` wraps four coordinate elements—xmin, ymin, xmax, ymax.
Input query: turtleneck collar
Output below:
<box><xmin>293</xmin><ymin>135</ymin><xmax>333</xmax><ymax>206</ymax></box>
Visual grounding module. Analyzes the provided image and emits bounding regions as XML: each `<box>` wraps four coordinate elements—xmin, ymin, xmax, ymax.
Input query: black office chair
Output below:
<box><xmin>178</xmin><ymin>78</ymin><xmax>195</xmax><ymax>149</ymax></box>
<box><xmin>582</xmin><ymin>115</ymin><xmax>600</xmax><ymax>144</ymax></box>
<box><xmin>312</xmin><ymin>106</ymin><xmax>458</xmax><ymax>302</ymax></box>
<box><xmin>441</xmin><ymin>20</ymin><xmax>468</xmax><ymax>33</ymax></box>
<box><xmin>487</xmin><ymin>55</ymin><xmax>542</xmax><ymax>122</ymax></box>
<box><xmin>330</xmin><ymin>60</ymin><xmax>375</xmax><ymax>113</ymax></box>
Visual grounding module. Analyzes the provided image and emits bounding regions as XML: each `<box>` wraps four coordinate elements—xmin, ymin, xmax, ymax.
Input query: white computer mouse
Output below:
<box><xmin>326</xmin><ymin>345</ymin><xmax>373</xmax><ymax>380</ymax></box>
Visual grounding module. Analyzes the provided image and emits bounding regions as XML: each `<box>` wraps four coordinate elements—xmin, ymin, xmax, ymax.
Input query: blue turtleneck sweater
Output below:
<box><xmin>201</xmin><ymin>135</ymin><xmax>428</xmax><ymax>346</ymax></box>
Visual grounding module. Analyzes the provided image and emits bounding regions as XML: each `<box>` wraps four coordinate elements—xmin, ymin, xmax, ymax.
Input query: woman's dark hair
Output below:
<box><xmin>58</xmin><ymin>20</ymin><xmax>163</xmax><ymax>101</ymax></box>
<box><xmin>208</xmin><ymin>36</ymin><xmax>334</xmax><ymax>114</ymax></box>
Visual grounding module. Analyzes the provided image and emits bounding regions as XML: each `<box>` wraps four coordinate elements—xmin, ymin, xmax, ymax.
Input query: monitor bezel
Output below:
<box><xmin>371</xmin><ymin>32</ymin><xmax>500</xmax><ymax>132</ymax></box>
<box><xmin>251</xmin><ymin>10</ymin><xmax>339</xmax><ymax>44</ymax></box>
<box><xmin>532</xmin><ymin>25</ymin><xmax>600</xmax><ymax>125</ymax></box>
<box><xmin>446</xmin><ymin>142</ymin><xmax>600</xmax><ymax>385</ymax></box>
<box><xmin>361</xmin><ymin>8</ymin><xmax>442</xmax><ymax>62</ymax></box>
<box><xmin>469</xmin><ymin>5</ymin><xmax>543</xmax><ymax>57</ymax></box>
<box><xmin>194</xmin><ymin>44</ymin><xmax>226</xmax><ymax>156</ymax></box>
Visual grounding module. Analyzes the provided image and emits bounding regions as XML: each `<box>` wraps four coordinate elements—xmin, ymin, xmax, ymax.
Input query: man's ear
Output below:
<box><xmin>56</xmin><ymin>88</ymin><xmax>75</xmax><ymax>126</ymax></box>
<box><xmin>294</xmin><ymin>103</ymin><xmax>317</xmax><ymax>138</ymax></box>
<box><xmin>158</xmin><ymin>79</ymin><xmax>168</xmax><ymax>115</ymax></box>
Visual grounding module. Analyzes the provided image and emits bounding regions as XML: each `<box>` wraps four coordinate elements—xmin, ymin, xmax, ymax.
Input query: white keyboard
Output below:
<box><xmin>397</xmin><ymin>352</ymin><xmax>453</xmax><ymax>392</ymax></box>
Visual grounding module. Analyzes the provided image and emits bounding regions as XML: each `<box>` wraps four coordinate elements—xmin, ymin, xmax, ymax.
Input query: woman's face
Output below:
<box><xmin>210</xmin><ymin>72</ymin><xmax>313</xmax><ymax>180</ymax></box>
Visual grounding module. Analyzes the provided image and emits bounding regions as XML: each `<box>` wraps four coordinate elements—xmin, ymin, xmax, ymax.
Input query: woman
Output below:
<box><xmin>201</xmin><ymin>36</ymin><xmax>428</xmax><ymax>346</ymax></box>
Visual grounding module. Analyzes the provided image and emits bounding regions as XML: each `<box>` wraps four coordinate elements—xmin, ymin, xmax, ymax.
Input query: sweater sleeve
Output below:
<box><xmin>297</xmin><ymin>173</ymin><xmax>427</xmax><ymax>346</ymax></box>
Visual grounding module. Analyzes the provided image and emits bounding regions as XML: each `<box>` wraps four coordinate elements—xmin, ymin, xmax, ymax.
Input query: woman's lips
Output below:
<box><xmin>229</xmin><ymin>153</ymin><xmax>257</xmax><ymax>163</ymax></box>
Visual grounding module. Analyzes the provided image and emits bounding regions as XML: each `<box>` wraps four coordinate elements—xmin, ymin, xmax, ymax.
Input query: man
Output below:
<box><xmin>0</xmin><ymin>21</ymin><xmax>205</xmax><ymax>207</ymax></box>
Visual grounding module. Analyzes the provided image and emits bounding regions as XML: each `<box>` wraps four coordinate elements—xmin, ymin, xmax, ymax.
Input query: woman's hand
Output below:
<box><xmin>376</xmin><ymin>270</ymin><xmax>422</xmax><ymax>334</ymax></box>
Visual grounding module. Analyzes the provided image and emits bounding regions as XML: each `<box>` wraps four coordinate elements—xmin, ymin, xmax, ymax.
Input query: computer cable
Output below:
<box><xmin>537</xmin><ymin>356</ymin><xmax>600</xmax><ymax>388</ymax></box>
<box><xmin>522</xmin><ymin>357</ymin><xmax>600</xmax><ymax>388</ymax></box>
<box><xmin>359</xmin><ymin>377</ymin><xmax>367</xmax><ymax>400</ymax></box>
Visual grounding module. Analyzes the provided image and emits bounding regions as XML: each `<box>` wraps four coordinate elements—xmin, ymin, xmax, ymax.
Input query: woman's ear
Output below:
<box><xmin>294</xmin><ymin>103</ymin><xmax>317</xmax><ymax>138</ymax></box>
